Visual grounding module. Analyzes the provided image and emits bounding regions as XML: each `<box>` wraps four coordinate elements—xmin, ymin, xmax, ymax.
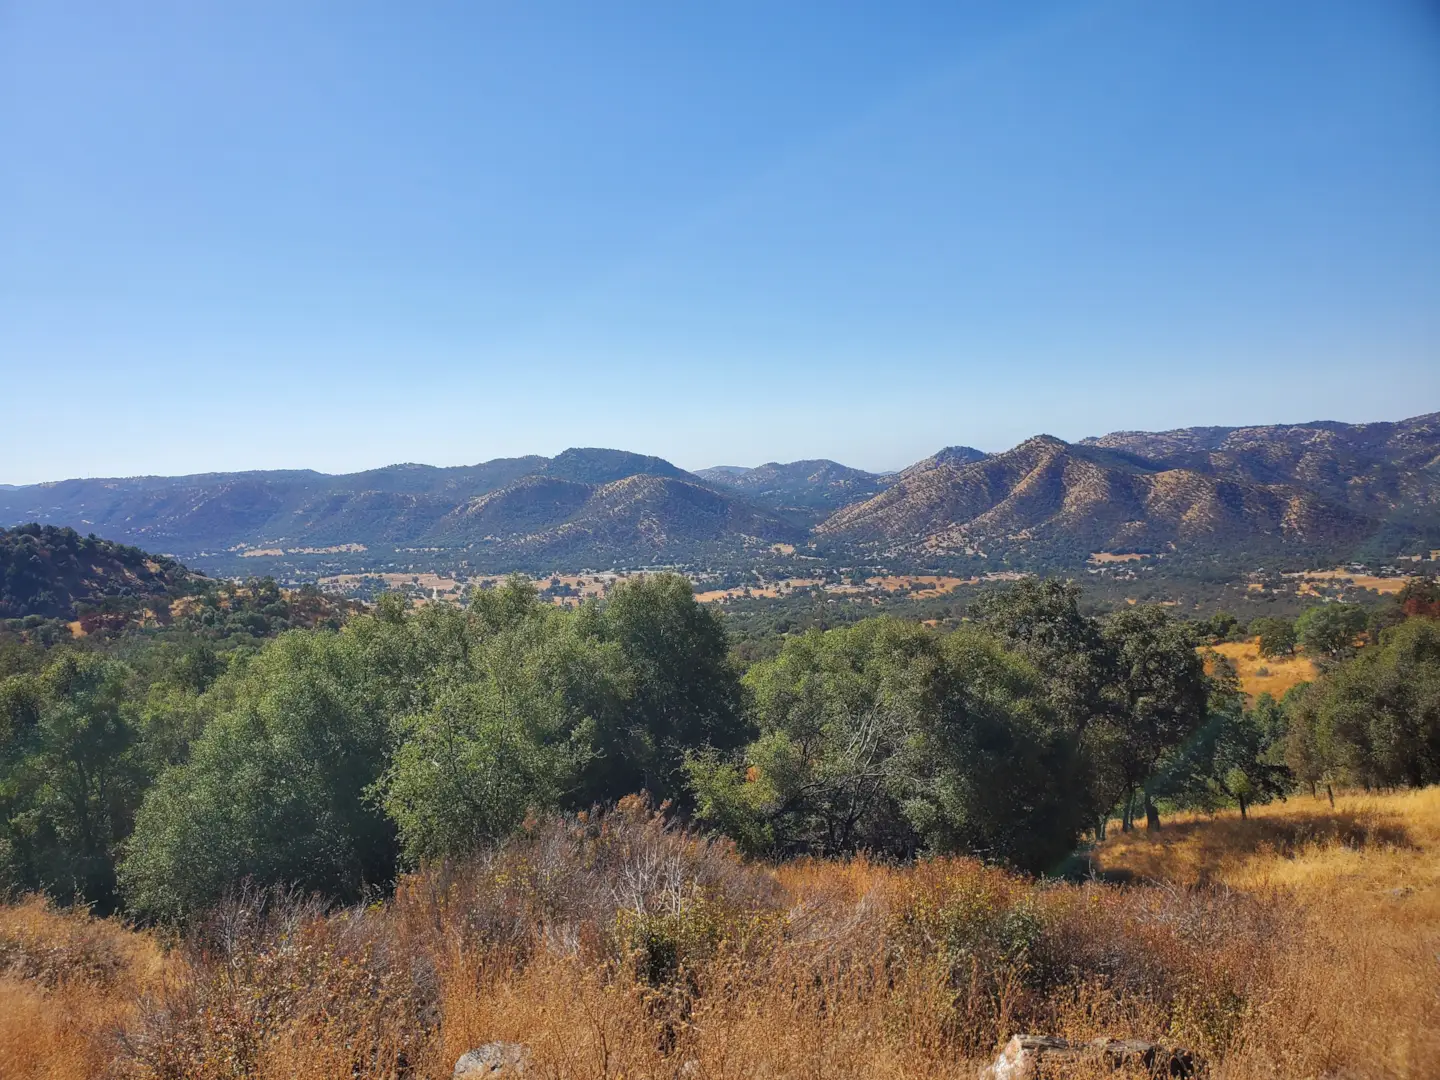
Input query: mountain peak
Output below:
<box><xmin>543</xmin><ymin>448</ymin><xmax>690</xmax><ymax>485</ymax></box>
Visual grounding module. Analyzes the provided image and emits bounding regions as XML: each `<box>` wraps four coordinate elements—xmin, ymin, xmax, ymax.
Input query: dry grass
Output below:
<box><xmin>693</xmin><ymin>577</ymin><xmax>824</xmax><ymax>602</ymax></box>
<box><xmin>0</xmin><ymin>896</ymin><xmax>171</xmax><ymax>1080</ymax></box>
<box><xmin>1288</xmin><ymin>569</ymin><xmax>1415</xmax><ymax>596</ymax></box>
<box><xmin>695</xmin><ymin>574</ymin><xmax>985</xmax><ymax>604</ymax></box>
<box><xmin>1206</xmin><ymin>639</ymin><xmax>1319</xmax><ymax>702</ymax></box>
<box><xmin>1095</xmin><ymin>788</ymin><xmax>1440</xmax><ymax>1078</ymax></box>
<box><xmin>4</xmin><ymin>791</ymin><xmax>1439</xmax><ymax>1078</ymax></box>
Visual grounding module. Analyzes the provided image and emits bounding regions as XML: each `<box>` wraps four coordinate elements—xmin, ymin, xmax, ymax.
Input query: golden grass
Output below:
<box><xmin>1289</xmin><ymin>569</ymin><xmax>1415</xmax><ymax>596</ymax></box>
<box><xmin>0</xmin><ymin>897</ymin><xmax>170</xmax><ymax>1080</ymax></box>
<box><xmin>1095</xmin><ymin>788</ymin><xmax>1440</xmax><ymax>1078</ymax></box>
<box><xmin>695</xmin><ymin>574</ymin><xmax>982</xmax><ymax>604</ymax></box>
<box><xmin>321</xmin><ymin>571</ymin><xmax>467</xmax><ymax>596</ymax></box>
<box><xmin>693</xmin><ymin>578</ymin><xmax>824</xmax><ymax>602</ymax></box>
<box><xmin>4</xmin><ymin>791</ymin><xmax>1439</xmax><ymax>1078</ymax></box>
<box><xmin>1206</xmin><ymin>639</ymin><xmax>1319</xmax><ymax>701</ymax></box>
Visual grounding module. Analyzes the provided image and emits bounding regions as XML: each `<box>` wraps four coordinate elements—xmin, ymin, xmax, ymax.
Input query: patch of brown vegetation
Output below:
<box><xmin>864</xmin><ymin>574</ymin><xmax>975</xmax><ymax>597</ymax></box>
<box><xmin>0</xmin><ymin>897</ymin><xmax>170</xmax><ymax>1080</ymax></box>
<box><xmin>693</xmin><ymin>577</ymin><xmax>823</xmax><ymax>603</ymax></box>
<box><xmin>321</xmin><ymin>571</ymin><xmax>466</xmax><ymax>597</ymax></box>
<box><xmin>7</xmin><ymin>791</ymin><xmax>1439</xmax><ymax>1078</ymax></box>
<box><xmin>1093</xmin><ymin>788</ymin><xmax>1440</xmax><ymax>1077</ymax></box>
<box><xmin>1205</xmin><ymin>639</ymin><xmax>1318</xmax><ymax>701</ymax></box>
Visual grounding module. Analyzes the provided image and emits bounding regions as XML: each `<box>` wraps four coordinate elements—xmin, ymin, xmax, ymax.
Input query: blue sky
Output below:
<box><xmin>3</xmin><ymin>1</ymin><xmax>1438</xmax><ymax>484</ymax></box>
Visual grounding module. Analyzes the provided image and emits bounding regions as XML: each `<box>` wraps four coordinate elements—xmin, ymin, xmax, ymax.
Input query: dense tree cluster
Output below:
<box><xmin>0</xmin><ymin>524</ymin><xmax>190</xmax><ymax>621</ymax></box>
<box><xmin>2</xmin><ymin>567</ymin><xmax>1438</xmax><ymax>923</ymax></box>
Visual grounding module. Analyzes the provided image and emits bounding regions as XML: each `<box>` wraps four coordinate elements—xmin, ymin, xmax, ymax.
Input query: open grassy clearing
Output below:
<box><xmin>1205</xmin><ymin>638</ymin><xmax>1319</xmax><ymax>701</ymax></box>
<box><xmin>1093</xmin><ymin>788</ymin><xmax>1440</xmax><ymax>1077</ymax></box>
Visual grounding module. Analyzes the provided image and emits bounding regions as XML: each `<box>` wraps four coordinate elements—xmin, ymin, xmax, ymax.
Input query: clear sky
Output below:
<box><xmin>3</xmin><ymin>1</ymin><xmax>1438</xmax><ymax>484</ymax></box>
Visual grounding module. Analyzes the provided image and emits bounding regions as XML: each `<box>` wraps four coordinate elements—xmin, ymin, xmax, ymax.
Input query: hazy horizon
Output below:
<box><xmin>4</xmin><ymin>2</ymin><xmax>1438</xmax><ymax>485</ymax></box>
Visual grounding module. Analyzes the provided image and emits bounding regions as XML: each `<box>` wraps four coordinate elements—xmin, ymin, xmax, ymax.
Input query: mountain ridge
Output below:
<box><xmin>5</xmin><ymin>413</ymin><xmax>1439</xmax><ymax>570</ymax></box>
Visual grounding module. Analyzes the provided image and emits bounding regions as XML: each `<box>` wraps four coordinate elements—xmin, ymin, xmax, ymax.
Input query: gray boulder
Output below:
<box><xmin>454</xmin><ymin>1042</ymin><xmax>530</xmax><ymax>1078</ymax></box>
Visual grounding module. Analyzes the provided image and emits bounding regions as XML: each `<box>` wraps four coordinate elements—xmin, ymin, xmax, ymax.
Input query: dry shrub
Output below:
<box><xmin>3</xmin><ymin>789</ymin><xmax>1438</xmax><ymax>1079</ymax></box>
<box><xmin>116</xmin><ymin>884</ymin><xmax>439</xmax><ymax>1080</ymax></box>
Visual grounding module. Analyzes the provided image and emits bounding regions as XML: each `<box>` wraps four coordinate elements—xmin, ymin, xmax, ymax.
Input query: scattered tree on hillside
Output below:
<box><xmin>1101</xmin><ymin>605</ymin><xmax>1210</xmax><ymax>831</ymax></box>
<box><xmin>1251</xmin><ymin>616</ymin><xmax>1297</xmax><ymax>658</ymax></box>
<box><xmin>1295</xmin><ymin>603</ymin><xmax>1368</xmax><ymax>664</ymax></box>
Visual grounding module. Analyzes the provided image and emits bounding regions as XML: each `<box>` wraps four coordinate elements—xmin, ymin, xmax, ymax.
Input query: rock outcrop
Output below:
<box><xmin>980</xmin><ymin>1034</ymin><xmax>1201</xmax><ymax>1079</ymax></box>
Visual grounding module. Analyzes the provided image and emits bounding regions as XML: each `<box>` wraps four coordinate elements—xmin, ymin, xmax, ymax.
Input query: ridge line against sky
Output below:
<box><xmin>2</xmin><ymin>1</ymin><xmax>1438</xmax><ymax>484</ymax></box>
<box><xmin>4</xmin><ymin>406</ymin><xmax>1439</xmax><ymax>488</ymax></box>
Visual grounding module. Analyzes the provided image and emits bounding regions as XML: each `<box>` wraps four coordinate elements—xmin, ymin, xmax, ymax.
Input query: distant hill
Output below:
<box><xmin>542</xmin><ymin>448</ymin><xmax>691</xmax><ymax>485</ymax></box>
<box><xmin>1080</xmin><ymin>413</ymin><xmax>1440</xmax><ymax>518</ymax></box>
<box><xmin>694</xmin><ymin>466</ymin><xmax>751</xmax><ymax>481</ymax></box>
<box><xmin>695</xmin><ymin>459</ymin><xmax>890</xmax><ymax>510</ymax></box>
<box><xmin>817</xmin><ymin>433</ymin><xmax>1388</xmax><ymax>561</ymax></box>
<box><xmin>6</xmin><ymin>413</ymin><xmax>1439</xmax><ymax>572</ymax></box>
<box><xmin>432</xmin><ymin>473</ymin><xmax>805</xmax><ymax>563</ymax></box>
<box><xmin>897</xmin><ymin>445</ymin><xmax>989</xmax><ymax>479</ymax></box>
<box><xmin>0</xmin><ymin>524</ymin><xmax>201</xmax><ymax>620</ymax></box>
<box><xmin>0</xmin><ymin>449</ymin><xmax>803</xmax><ymax>570</ymax></box>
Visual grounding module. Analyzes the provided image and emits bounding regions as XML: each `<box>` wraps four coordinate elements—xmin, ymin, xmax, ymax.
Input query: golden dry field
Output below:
<box><xmin>1093</xmin><ymin>788</ymin><xmax>1440</xmax><ymax>1077</ymax></box>
<box><xmin>693</xmin><ymin>574</ymin><xmax>1004</xmax><ymax>604</ymax></box>
<box><xmin>1205</xmin><ymin>638</ymin><xmax>1319</xmax><ymax>701</ymax></box>
<box><xmin>1289</xmin><ymin>569</ymin><xmax>1415</xmax><ymax>597</ymax></box>
<box><xmin>691</xmin><ymin>577</ymin><xmax>823</xmax><ymax>602</ymax></box>
<box><xmin>3</xmin><ymin>791</ymin><xmax>1438</xmax><ymax>1079</ymax></box>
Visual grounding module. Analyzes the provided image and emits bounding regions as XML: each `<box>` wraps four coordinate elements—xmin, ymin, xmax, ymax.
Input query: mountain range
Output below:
<box><xmin>4</xmin><ymin>414</ymin><xmax>1437</xmax><ymax>572</ymax></box>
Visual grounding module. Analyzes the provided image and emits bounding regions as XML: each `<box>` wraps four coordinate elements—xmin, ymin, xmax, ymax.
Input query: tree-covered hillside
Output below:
<box><xmin>0</xmin><ymin>525</ymin><xmax>198</xmax><ymax>620</ymax></box>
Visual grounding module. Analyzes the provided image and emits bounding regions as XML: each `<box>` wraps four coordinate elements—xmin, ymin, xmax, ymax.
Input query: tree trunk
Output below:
<box><xmin>1144</xmin><ymin>793</ymin><xmax>1161</xmax><ymax>832</ymax></box>
<box><xmin>1326</xmin><ymin>783</ymin><xmax>1335</xmax><ymax>808</ymax></box>
<box><xmin>1238</xmin><ymin>793</ymin><xmax>1248</xmax><ymax>821</ymax></box>
<box><xmin>1121</xmin><ymin>789</ymin><xmax>1134</xmax><ymax>833</ymax></box>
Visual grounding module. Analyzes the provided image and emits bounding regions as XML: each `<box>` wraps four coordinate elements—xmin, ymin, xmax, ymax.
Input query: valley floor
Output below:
<box><xmin>2</xmin><ymin>790</ymin><xmax>1438</xmax><ymax>1079</ymax></box>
